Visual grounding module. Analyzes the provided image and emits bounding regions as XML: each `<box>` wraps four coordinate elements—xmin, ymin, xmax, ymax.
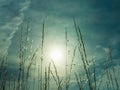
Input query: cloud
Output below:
<box><xmin>0</xmin><ymin>0</ymin><xmax>31</xmax><ymax>56</ymax></box>
<box><xmin>0</xmin><ymin>0</ymin><xmax>119</xmax><ymax>89</ymax></box>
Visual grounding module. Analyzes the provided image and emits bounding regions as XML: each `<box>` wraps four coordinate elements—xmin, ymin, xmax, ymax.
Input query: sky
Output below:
<box><xmin>0</xmin><ymin>0</ymin><xmax>120</xmax><ymax>90</ymax></box>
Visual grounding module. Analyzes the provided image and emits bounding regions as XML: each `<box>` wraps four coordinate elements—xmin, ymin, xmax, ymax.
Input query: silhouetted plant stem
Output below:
<box><xmin>75</xmin><ymin>72</ymin><xmax>80</xmax><ymax>90</ymax></box>
<box><xmin>48</xmin><ymin>62</ymin><xmax>51</xmax><ymax>90</ymax></box>
<box><xmin>17</xmin><ymin>23</ymin><xmax>23</xmax><ymax>90</ymax></box>
<box><xmin>67</xmin><ymin>45</ymin><xmax>77</xmax><ymax>90</ymax></box>
<box><xmin>38</xmin><ymin>64</ymin><xmax>40</xmax><ymax>90</ymax></box>
<box><xmin>73</xmin><ymin>18</ymin><xmax>93</xmax><ymax>90</ymax></box>
<box><xmin>44</xmin><ymin>67</ymin><xmax>47</xmax><ymax>90</ymax></box>
<box><xmin>0</xmin><ymin>70</ymin><xmax>7</xmax><ymax>90</ymax></box>
<box><xmin>13</xmin><ymin>72</ymin><xmax>16</xmax><ymax>90</ymax></box>
<box><xmin>51</xmin><ymin>60</ymin><xmax>63</xmax><ymax>90</ymax></box>
<box><xmin>108</xmin><ymin>47</ymin><xmax>119</xmax><ymax>90</ymax></box>
<box><xmin>65</xmin><ymin>28</ymin><xmax>68</xmax><ymax>90</ymax></box>
<box><xmin>93</xmin><ymin>62</ymin><xmax>96</xmax><ymax>90</ymax></box>
<box><xmin>40</xmin><ymin>20</ymin><xmax>45</xmax><ymax>90</ymax></box>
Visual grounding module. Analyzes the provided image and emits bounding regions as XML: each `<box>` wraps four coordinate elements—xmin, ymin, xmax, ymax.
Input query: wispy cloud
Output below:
<box><xmin>0</xmin><ymin>0</ymin><xmax>31</xmax><ymax>55</ymax></box>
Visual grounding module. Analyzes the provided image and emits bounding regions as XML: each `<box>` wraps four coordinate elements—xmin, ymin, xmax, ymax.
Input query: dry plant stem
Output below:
<box><xmin>50</xmin><ymin>70</ymin><xmax>58</xmax><ymax>86</ymax></box>
<box><xmin>105</xmin><ymin>49</ymin><xmax>115</xmax><ymax>90</ymax></box>
<box><xmin>75</xmin><ymin>72</ymin><xmax>85</xmax><ymax>90</ymax></box>
<box><xmin>24</xmin><ymin>19</ymin><xmax>31</xmax><ymax>90</ymax></box>
<box><xmin>40</xmin><ymin>60</ymin><xmax>43</xmax><ymax>90</ymax></box>
<box><xmin>66</xmin><ymin>45</ymin><xmax>77</xmax><ymax>90</ymax></box>
<box><xmin>13</xmin><ymin>72</ymin><xmax>16</xmax><ymax>90</ymax></box>
<box><xmin>65</xmin><ymin>29</ymin><xmax>68</xmax><ymax>90</ymax></box>
<box><xmin>73</xmin><ymin>18</ymin><xmax>89</xmax><ymax>65</ymax></box>
<box><xmin>52</xmin><ymin>60</ymin><xmax>60</xmax><ymax>84</ymax></box>
<box><xmin>111</xmin><ymin>66</ymin><xmax>119</xmax><ymax>90</ymax></box>
<box><xmin>26</xmin><ymin>48</ymin><xmax>39</xmax><ymax>80</ymax></box>
<box><xmin>105</xmin><ymin>60</ymin><xmax>110</xmax><ymax>85</ymax></box>
<box><xmin>93</xmin><ymin>68</ymin><xmax>96</xmax><ymax>90</ymax></box>
<box><xmin>79</xmin><ymin>74</ymin><xmax>85</xmax><ymax>90</ymax></box>
<box><xmin>97</xmin><ymin>76</ymin><xmax>103</xmax><ymax>90</ymax></box>
<box><xmin>24</xmin><ymin>20</ymin><xmax>30</xmax><ymax>76</ymax></box>
<box><xmin>17</xmin><ymin>23</ymin><xmax>23</xmax><ymax>90</ymax></box>
<box><xmin>112</xmin><ymin>67</ymin><xmax>119</xmax><ymax>90</ymax></box>
<box><xmin>73</xmin><ymin>18</ymin><xmax>93</xmax><ymax>90</ymax></box>
<box><xmin>105</xmin><ymin>51</ymin><xmax>116</xmax><ymax>90</ymax></box>
<box><xmin>0</xmin><ymin>56</ymin><xmax>5</xmax><ymax>77</ymax></box>
<box><xmin>108</xmin><ymin>47</ymin><xmax>119</xmax><ymax>90</ymax></box>
<box><xmin>109</xmin><ymin>70</ymin><xmax>115</xmax><ymax>90</ymax></box>
<box><xmin>0</xmin><ymin>70</ymin><xmax>7</xmax><ymax>90</ymax></box>
<box><xmin>77</xmin><ymin>38</ymin><xmax>92</xmax><ymax>89</ymax></box>
<box><xmin>38</xmin><ymin>64</ymin><xmax>40</xmax><ymax>90</ymax></box>
<box><xmin>51</xmin><ymin>60</ymin><xmax>62</xmax><ymax>90</ymax></box>
<box><xmin>40</xmin><ymin>20</ymin><xmax>45</xmax><ymax>90</ymax></box>
<box><xmin>18</xmin><ymin>20</ymin><xmax>31</xmax><ymax>90</ymax></box>
<box><xmin>0</xmin><ymin>56</ymin><xmax>6</xmax><ymax>78</ymax></box>
<box><xmin>93</xmin><ymin>63</ymin><xmax>96</xmax><ymax>90</ymax></box>
<box><xmin>74</xmin><ymin>72</ymin><xmax>82</xmax><ymax>90</ymax></box>
<box><xmin>48</xmin><ymin>62</ymin><xmax>51</xmax><ymax>90</ymax></box>
<box><xmin>22</xmin><ymin>23</ymin><xmax>26</xmax><ymax>90</ymax></box>
<box><xmin>77</xmin><ymin>27</ymin><xmax>89</xmax><ymax>66</ymax></box>
<box><xmin>44</xmin><ymin>67</ymin><xmax>47</xmax><ymax>90</ymax></box>
<box><xmin>24</xmin><ymin>19</ymin><xmax>30</xmax><ymax>76</ymax></box>
<box><xmin>25</xmin><ymin>19</ymin><xmax>30</xmax><ymax>47</ymax></box>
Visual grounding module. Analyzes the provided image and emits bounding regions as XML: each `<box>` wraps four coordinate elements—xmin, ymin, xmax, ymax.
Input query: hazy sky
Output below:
<box><xmin>0</xmin><ymin>0</ymin><xmax>120</xmax><ymax>90</ymax></box>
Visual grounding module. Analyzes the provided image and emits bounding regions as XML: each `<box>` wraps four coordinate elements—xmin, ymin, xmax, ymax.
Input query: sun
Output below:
<box><xmin>50</xmin><ymin>48</ymin><xmax>62</xmax><ymax>61</ymax></box>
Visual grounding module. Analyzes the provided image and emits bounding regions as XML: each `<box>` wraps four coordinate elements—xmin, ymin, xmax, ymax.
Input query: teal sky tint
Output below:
<box><xmin>0</xmin><ymin>0</ymin><xmax>120</xmax><ymax>90</ymax></box>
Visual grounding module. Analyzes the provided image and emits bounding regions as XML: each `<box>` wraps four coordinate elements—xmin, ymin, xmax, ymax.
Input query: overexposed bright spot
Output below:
<box><xmin>47</xmin><ymin>45</ymin><xmax>66</xmax><ymax>75</ymax></box>
<box><xmin>50</xmin><ymin>48</ymin><xmax>62</xmax><ymax>61</ymax></box>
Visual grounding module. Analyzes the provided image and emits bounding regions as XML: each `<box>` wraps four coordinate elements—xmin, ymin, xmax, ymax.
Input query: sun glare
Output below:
<box><xmin>50</xmin><ymin>48</ymin><xmax>62</xmax><ymax>61</ymax></box>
